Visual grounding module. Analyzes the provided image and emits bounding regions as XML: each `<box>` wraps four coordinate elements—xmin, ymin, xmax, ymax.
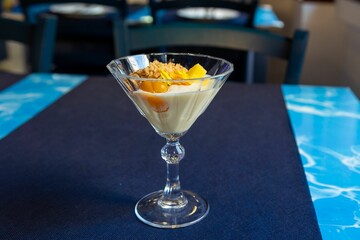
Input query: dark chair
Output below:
<box><xmin>150</xmin><ymin>0</ymin><xmax>258</xmax><ymax>27</ymax></box>
<box><xmin>0</xmin><ymin>14</ymin><xmax>57</xmax><ymax>73</ymax></box>
<box><xmin>113</xmin><ymin>22</ymin><xmax>309</xmax><ymax>84</ymax></box>
<box><xmin>148</xmin><ymin>0</ymin><xmax>260</xmax><ymax>82</ymax></box>
<box><xmin>0</xmin><ymin>3</ymin><xmax>6</xmax><ymax>61</ymax></box>
<box><xmin>19</xmin><ymin>0</ymin><xmax>128</xmax><ymax>74</ymax></box>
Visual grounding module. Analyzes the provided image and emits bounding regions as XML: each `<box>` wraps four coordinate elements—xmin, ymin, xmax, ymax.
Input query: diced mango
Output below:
<box><xmin>170</xmin><ymin>69</ymin><xmax>188</xmax><ymax>80</ymax></box>
<box><xmin>139</xmin><ymin>81</ymin><xmax>169</xmax><ymax>112</ymax></box>
<box><xmin>187</xmin><ymin>63</ymin><xmax>207</xmax><ymax>79</ymax></box>
<box><xmin>140</xmin><ymin>81</ymin><xmax>168</xmax><ymax>93</ymax></box>
<box><xmin>136</xmin><ymin>62</ymin><xmax>208</xmax><ymax>113</ymax></box>
<box><xmin>139</xmin><ymin>81</ymin><xmax>154</xmax><ymax>92</ymax></box>
<box><xmin>160</xmin><ymin>69</ymin><xmax>172</xmax><ymax>80</ymax></box>
<box><xmin>153</xmin><ymin>82</ymin><xmax>168</xmax><ymax>93</ymax></box>
<box><xmin>145</xmin><ymin>95</ymin><xmax>169</xmax><ymax>112</ymax></box>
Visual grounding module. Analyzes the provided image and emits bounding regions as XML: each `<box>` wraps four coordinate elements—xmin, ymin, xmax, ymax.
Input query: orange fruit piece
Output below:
<box><xmin>145</xmin><ymin>95</ymin><xmax>169</xmax><ymax>113</ymax></box>
<box><xmin>169</xmin><ymin>69</ymin><xmax>188</xmax><ymax>80</ymax></box>
<box><xmin>139</xmin><ymin>81</ymin><xmax>169</xmax><ymax>112</ymax></box>
<box><xmin>160</xmin><ymin>69</ymin><xmax>172</xmax><ymax>80</ymax></box>
<box><xmin>140</xmin><ymin>81</ymin><xmax>168</xmax><ymax>93</ymax></box>
<box><xmin>187</xmin><ymin>63</ymin><xmax>207</xmax><ymax>79</ymax></box>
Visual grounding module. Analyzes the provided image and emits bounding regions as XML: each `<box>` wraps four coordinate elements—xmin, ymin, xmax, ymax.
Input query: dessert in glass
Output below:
<box><xmin>107</xmin><ymin>53</ymin><xmax>233</xmax><ymax>228</ymax></box>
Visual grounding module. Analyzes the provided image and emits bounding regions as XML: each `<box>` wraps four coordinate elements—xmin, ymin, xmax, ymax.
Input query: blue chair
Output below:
<box><xmin>0</xmin><ymin>2</ymin><xmax>6</xmax><ymax>61</ymax></box>
<box><xmin>148</xmin><ymin>1</ymin><xmax>260</xmax><ymax>82</ymax></box>
<box><xmin>113</xmin><ymin>22</ymin><xmax>309</xmax><ymax>84</ymax></box>
<box><xmin>0</xmin><ymin>14</ymin><xmax>57</xmax><ymax>73</ymax></box>
<box><xmin>19</xmin><ymin>0</ymin><xmax>127</xmax><ymax>74</ymax></box>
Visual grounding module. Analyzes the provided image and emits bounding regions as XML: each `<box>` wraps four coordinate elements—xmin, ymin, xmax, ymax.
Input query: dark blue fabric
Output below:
<box><xmin>0</xmin><ymin>76</ymin><xmax>322</xmax><ymax>239</ymax></box>
<box><xmin>0</xmin><ymin>72</ymin><xmax>23</xmax><ymax>90</ymax></box>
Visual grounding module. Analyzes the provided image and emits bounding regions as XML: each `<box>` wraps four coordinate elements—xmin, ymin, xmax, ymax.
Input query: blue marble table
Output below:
<box><xmin>0</xmin><ymin>74</ymin><xmax>359</xmax><ymax>239</ymax></box>
<box><xmin>0</xmin><ymin>74</ymin><xmax>86</xmax><ymax>139</ymax></box>
<box><xmin>282</xmin><ymin>85</ymin><xmax>360</xmax><ymax>239</ymax></box>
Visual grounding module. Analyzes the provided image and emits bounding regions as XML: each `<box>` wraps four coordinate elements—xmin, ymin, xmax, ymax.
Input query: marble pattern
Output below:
<box><xmin>283</xmin><ymin>85</ymin><xmax>360</xmax><ymax>240</ymax></box>
<box><xmin>0</xmin><ymin>73</ymin><xmax>87</xmax><ymax>139</ymax></box>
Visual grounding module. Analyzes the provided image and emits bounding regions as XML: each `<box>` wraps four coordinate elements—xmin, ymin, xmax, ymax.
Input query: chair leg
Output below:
<box><xmin>246</xmin><ymin>52</ymin><xmax>267</xmax><ymax>84</ymax></box>
<box><xmin>246</xmin><ymin>51</ymin><xmax>255</xmax><ymax>84</ymax></box>
<box><xmin>0</xmin><ymin>40</ymin><xmax>6</xmax><ymax>60</ymax></box>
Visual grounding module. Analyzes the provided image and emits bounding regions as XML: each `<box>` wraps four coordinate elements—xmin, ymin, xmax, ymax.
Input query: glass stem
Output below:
<box><xmin>158</xmin><ymin>139</ymin><xmax>188</xmax><ymax>209</ymax></box>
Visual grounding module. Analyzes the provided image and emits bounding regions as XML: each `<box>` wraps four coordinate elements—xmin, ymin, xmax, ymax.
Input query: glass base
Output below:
<box><xmin>135</xmin><ymin>190</ymin><xmax>209</xmax><ymax>228</ymax></box>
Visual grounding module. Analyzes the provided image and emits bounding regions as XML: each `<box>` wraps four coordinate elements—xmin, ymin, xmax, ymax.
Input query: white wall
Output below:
<box><xmin>297</xmin><ymin>2</ymin><xmax>347</xmax><ymax>87</ymax></box>
<box><xmin>336</xmin><ymin>0</ymin><xmax>360</xmax><ymax>97</ymax></box>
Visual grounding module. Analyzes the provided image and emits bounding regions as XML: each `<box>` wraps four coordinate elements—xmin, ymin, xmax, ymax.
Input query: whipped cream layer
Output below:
<box><xmin>131</xmin><ymin>80</ymin><xmax>219</xmax><ymax>134</ymax></box>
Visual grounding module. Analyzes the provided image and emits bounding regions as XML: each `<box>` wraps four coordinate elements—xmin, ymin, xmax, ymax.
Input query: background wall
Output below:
<box><xmin>1</xmin><ymin>0</ymin><xmax>359</xmax><ymax>97</ymax></box>
<box><xmin>266</xmin><ymin>0</ymin><xmax>359</xmax><ymax>98</ymax></box>
<box><xmin>336</xmin><ymin>0</ymin><xmax>360</xmax><ymax>97</ymax></box>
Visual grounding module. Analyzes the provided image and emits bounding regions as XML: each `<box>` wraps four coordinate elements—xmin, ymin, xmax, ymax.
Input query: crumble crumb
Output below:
<box><xmin>131</xmin><ymin>60</ymin><xmax>188</xmax><ymax>79</ymax></box>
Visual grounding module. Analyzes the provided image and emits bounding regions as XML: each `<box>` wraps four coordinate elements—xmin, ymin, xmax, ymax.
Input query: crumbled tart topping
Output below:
<box><xmin>130</xmin><ymin>60</ymin><xmax>208</xmax><ymax>113</ymax></box>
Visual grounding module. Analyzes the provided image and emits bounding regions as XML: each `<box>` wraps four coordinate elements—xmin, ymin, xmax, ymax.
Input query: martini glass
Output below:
<box><xmin>107</xmin><ymin>53</ymin><xmax>233</xmax><ymax>228</ymax></box>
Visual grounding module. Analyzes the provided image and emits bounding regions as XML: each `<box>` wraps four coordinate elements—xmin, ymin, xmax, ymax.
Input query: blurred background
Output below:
<box><xmin>0</xmin><ymin>0</ymin><xmax>359</xmax><ymax>96</ymax></box>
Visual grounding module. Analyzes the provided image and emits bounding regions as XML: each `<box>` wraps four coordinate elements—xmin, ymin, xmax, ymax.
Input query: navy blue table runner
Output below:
<box><xmin>0</xmin><ymin>72</ymin><xmax>23</xmax><ymax>90</ymax></box>
<box><xmin>0</xmin><ymin>76</ymin><xmax>322</xmax><ymax>239</ymax></box>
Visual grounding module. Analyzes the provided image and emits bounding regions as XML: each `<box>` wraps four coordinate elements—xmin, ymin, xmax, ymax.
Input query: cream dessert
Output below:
<box><xmin>129</xmin><ymin>61</ymin><xmax>219</xmax><ymax>134</ymax></box>
<box><xmin>131</xmin><ymin>81</ymin><xmax>219</xmax><ymax>134</ymax></box>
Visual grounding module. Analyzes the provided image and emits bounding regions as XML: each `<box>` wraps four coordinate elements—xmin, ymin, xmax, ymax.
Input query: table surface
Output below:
<box><xmin>0</xmin><ymin>73</ymin><xmax>359</xmax><ymax>239</ymax></box>
<box><xmin>283</xmin><ymin>85</ymin><xmax>360</xmax><ymax>239</ymax></box>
